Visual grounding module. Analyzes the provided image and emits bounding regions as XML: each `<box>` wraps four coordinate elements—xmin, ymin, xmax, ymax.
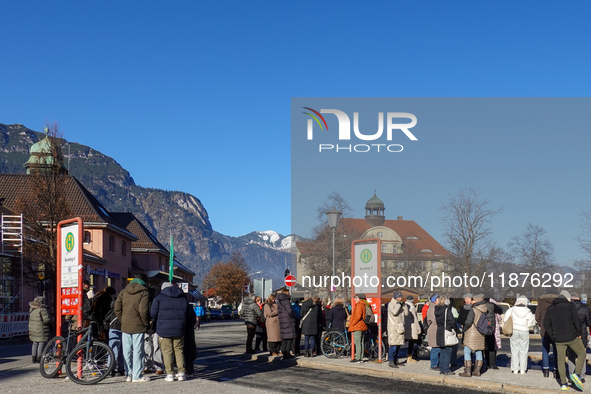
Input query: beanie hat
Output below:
<box><xmin>472</xmin><ymin>294</ymin><xmax>484</xmax><ymax>303</ymax></box>
<box><xmin>392</xmin><ymin>291</ymin><xmax>403</xmax><ymax>299</ymax></box>
<box><xmin>430</xmin><ymin>294</ymin><xmax>439</xmax><ymax>303</ymax></box>
<box><xmin>406</xmin><ymin>295</ymin><xmax>414</xmax><ymax>301</ymax></box>
<box><xmin>560</xmin><ymin>290</ymin><xmax>572</xmax><ymax>302</ymax></box>
<box><xmin>463</xmin><ymin>293</ymin><xmax>473</xmax><ymax>299</ymax></box>
<box><xmin>161</xmin><ymin>282</ymin><xmax>173</xmax><ymax>290</ymax></box>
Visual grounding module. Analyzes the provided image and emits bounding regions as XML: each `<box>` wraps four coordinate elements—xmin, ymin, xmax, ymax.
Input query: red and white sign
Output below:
<box><xmin>244</xmin><ymin>283</ymin><xmax>249</xmax><ymax>292</ymax></box>
<box><xmin>284</xmin><ymin>275</ymin><xmax>297</xmax><ymax>287</ymax></box>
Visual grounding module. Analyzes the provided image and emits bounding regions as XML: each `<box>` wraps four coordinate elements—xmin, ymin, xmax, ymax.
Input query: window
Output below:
<box><xmin>392</xmin><ymin>245</ymin><xmax>397</xmax><ymax>254</ymax></box>
<box><xmin>396</xmin><ymin>261</ymin><xmax>404</xmax><ymax>270</ymax></box>
<box><xmin>431</xmin><ymin>261</ymin><xmax>438</xmax><ymax>271</ymax></box>
<box><xmin>121</xmin><ymin>240</ymin><xmax>127</xmax><ymax>256</ymax></box>
<box><xmin>83</xmin><ymin>231</ymin><xmax>91</xmax><ymax>244</ymax></box>
<box><xmin>108</xmin><ymin>235</ymin><xmax>115</xmax><ymax>252</ymax></box>
<box><xmin>444</xmin><ymin>262</ymin><xmax>451</xmax><ymax>271</ymax></box>
<box><xmin>382</xmin><ymin>244</ymin><xmax>387</xmax><ymax>253</ymax></box>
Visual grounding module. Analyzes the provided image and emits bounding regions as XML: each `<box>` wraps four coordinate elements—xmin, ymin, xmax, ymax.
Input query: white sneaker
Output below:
<box><xmin>512</xmin><ymin>371</ymin><xmax>518</xmax><ymax>374</ymax></box>
<box><xmin>177</xmin><ymin>373</ymin><xmax>186</xmax><ymax>381</ymax></box>
<box><xmin>126</xmin><ymin>376</ymin><xmax>132</xmax><ymax>382</ymax></box>
<box><xmin>165</xmin><ymin>374</ymin><xmax>174</xmax><ymax>382</ymax></box>
<box><xmin>132</xmin><ymin>376</ymin><xmax>150</xmax><ymax>383</ymax></box>
<box><xmin>520</xmin><ymin>371</ymin><xmax>526</xmax><ymax>374</ymax></box>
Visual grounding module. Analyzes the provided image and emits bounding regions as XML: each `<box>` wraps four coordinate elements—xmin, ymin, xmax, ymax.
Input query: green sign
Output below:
<box><xmin>360</xmin><ymin>248</ymin><xmax>372</xmax><ymax>263</ymax></box>
<box><xmin>65</xmin><ymin>232</ymin><xmax>75</xmax><ymax>253</ymax></box>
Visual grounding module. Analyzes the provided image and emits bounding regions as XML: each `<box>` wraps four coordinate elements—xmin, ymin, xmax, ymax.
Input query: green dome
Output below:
<box><xmin>29</xmin><ymin>137</ymin><xmax>53</xmax><ymax>154</ymax></box>
<box><xmin>365</xmin><ymin>191</ymin><xmax>384</xmax><ymax>209</ymax></box>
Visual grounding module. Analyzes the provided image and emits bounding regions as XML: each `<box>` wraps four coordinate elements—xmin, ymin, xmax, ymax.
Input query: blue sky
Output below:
<box><xmin>1</xmin><ymin>2</ymin><xmax>590</xmax><ymax>264</ymax></box>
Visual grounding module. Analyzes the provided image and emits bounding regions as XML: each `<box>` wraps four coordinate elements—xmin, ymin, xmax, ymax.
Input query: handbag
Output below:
<box><xmin>299</xmin><ymin>308</ymin><xmax>312</xmax><ymax>329</ymax></box>
<box><xmin>444</xmin><ymin>309</ymin><xmax>459</xmax><ymax>346</ymax></box>
<box><xmin>502</xmin><ymin>312</ymin><xmax>513</xmax><ymax>337</ymax></box>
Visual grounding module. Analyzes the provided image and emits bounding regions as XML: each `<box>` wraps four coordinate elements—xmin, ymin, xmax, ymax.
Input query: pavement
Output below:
<box><xmin>1</xmin><ymin>321</ymin><xmax>590</xmax><ymax>393</ymax></box>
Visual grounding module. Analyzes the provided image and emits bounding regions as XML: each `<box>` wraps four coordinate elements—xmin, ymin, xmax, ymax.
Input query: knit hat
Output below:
<box><xmin>430</xmin><ymin>294</ymin><xmax>439</xmax><ymax>303</ymax></box>
<box><xmin>560</xmin><ymin>290</ymin><xmax>572</xmax><ymax>302</ymax></box>
<box><xmin>463</xmin><ymin>293</ymin><xmax>473</xmax><ymax>299</ymax></box>
<box><xmin>392</xmin><ymin>291</ymin><xmax>403</xmax><ymax>299</ymax></box>
<box><xmin>570</xmin><ymin>292</ymin><xmax>580</xmax><ymax>300</ymax></box>
<box><xmin>161</xmin><ymin>282</ymin><xmax>173</xmax><ymax>290</ymax></box>
<box><xmin>406</xmin><ymin>295</ymin><xmax>414</xmax><ymax>301</ymax></box>
<box><xmin>356</xmin><ymin>293</ymin><xmax>366</xmax><ymax>299</ymax></box>
<box><xmin>515</xmin><ymin>296</ymin><xmax>528</xmax><ymax>306</ymax></box>
<box><xmin>472</xmin><ymin>294</ymin><xmax>484</xmax><ymax>303</ymax></box>
<box><xmin>34</xmin><ymin>296</ymin><xmax>45</xmax><ymax>303</ymax></box>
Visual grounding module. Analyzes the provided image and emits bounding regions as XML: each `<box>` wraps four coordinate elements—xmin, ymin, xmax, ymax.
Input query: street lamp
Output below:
<box><xmin>325</xmin><ymin>207</ymin><xmax>341</xmax><ymax>301</ymax></box>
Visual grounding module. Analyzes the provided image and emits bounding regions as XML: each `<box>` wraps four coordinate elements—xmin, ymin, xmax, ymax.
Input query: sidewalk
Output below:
<box><xmin>246</xmin><ymin>350</ymin><xmax>591</xmax><ymax>394</ymax></box>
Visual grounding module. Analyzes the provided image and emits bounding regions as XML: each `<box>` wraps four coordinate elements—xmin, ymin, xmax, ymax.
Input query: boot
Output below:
<box><xmin>407</xmin><ymin>356</ymin><xmax>417</xmax><ymax>364</ymax></box>
<box><xmin>459</xmin><ymin>361</ymin><xmax>472</xmax><ymax>377</ymax></box>
<box><xmin>473</xmin><ymin>360</ymin><xmax>483</xmax><ymax>377</ymax></box>
<box><xmin>32</xmin><ymin>356</ymin><xmax>37</xmax><ymax>364</ymax></box>
<box><xmin>542</xmin><ymin>369</ymin><xmax>549</xmax><ymax>378</ymax></box>
<box><xmin>388</xmin><ymin>359</ymin><xmax>398</xmax><ymax>368</ymax></box>
<box><xmin>395</xmin><ymin>358</ymin><xmax>404</xmax><ymax>367</ymax></box>
<box><xmin>308</xmin><ymin>349</ymin><xmax>314</xmax><ymax>358</ymax></box>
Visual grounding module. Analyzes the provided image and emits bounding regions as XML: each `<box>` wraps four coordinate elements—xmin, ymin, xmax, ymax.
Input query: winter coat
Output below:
<box><xmin>93</xmin><ymin>291</ymin><xmax>113</xmax><ymax>326</ymax></box>
<box><xmin>276</xmin><ymin>293</ymin><xmax>296</xmax><ymax>339</ymax></box>
<box><xmin>387</xmin><ymin>301</ymin><xmax>408</xmax><ymax>346</ymax></box>
<box><xmin>29</xmin><ymin>302</ymin><xmax>51</xmax><ymax>342</ymax></box>
<box><xmin>105</xmin><ymin>299</ymin><xmax>121</xmax><ymax>331</ymax></box>
<box><xmin>151</xmin><ymin>286</ymin><xmax>189</xmax><ymax>338</ymax></box>
<box><xmin>434</xmin><ymin>305</ymin><xmax>457</xmax><ymax>348</ymax></box>
<box><xmin>241</xmin><ymin>298</ymin><xmax>262</xmax><ymax>326</ymax></box>
<box><xmin>184</xmin><ymin>304</ymin><xmax>197</xmax><ymax>364</ymax></box>
<box><xmin>264</xmin><ymin>303</ymin><xmax>281</xmax><ymax>343</ymax></box>
<box><xmin>426</xmin><ymin>301</ymin><xmax>437</xmax><ymax>346</ymax></box>
<box><xmin>404</xmin><ymin>301</ymin><xmax>421</xmax><ymax>340</ymax></box>
<box><xmin>462</xmin><ymin>301</ymin><xmax>487</xmax><ymax>351</ymax></box>
<box><xmin>573</xmin><ymin>300</ymin><xmax>591</xmax><ymax>341</ymax></box>
<box><xmin>486</xmin><ymin>299</ymin><xmax>503</xmax><ymax>350</ymax></box>
<box><xmin>348</xmin><ymin>300</ymin><xmax>368</xmax><ymax>332</ymax></box>
<box><xmin>327</xmin><ymin>304</ymin><xmax>347</xmax><ymax>333</ymax></box>
<box><xmin>504</xmin><ymin>305</ymin><xmax>535</xmax><ymax>332</ymax></box>
<box><xmin>457</xmin><ymin>303</ymin><xmax>472</xmax><ymax>328</ymax></box>
<box><xmin>544</xmin><ymin>295</ymin><xmax>582</xmax><ymax>344</ymax></box>
<box><xmin>536</xmin><ymin>293</ymin><xmax>558</xmax><ymax>337</ymax></box>
<box><xmin>114</xmin><ymin>280</ymin><xmax>150</xmax><ymax>334</ymax></box>
<box><xmin>300</xmin><ymin>299</ymin><xmax>319</xmax><ymax>336</ymax></box>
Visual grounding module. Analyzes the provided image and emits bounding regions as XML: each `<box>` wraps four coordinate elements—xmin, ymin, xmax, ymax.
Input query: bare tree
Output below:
<box><xmin>508</xmin><ymin>223</ymin><xmax>554</xmax><ymax>298</ymax></box>
<box><xmin>440</xmin><ymin>188</ymin><xmax>501</xmax><ymax>292</ymax></box>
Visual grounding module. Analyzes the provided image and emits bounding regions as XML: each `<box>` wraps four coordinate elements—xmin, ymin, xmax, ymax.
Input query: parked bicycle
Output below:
<box><xmin>39</xmin><ymin>319</ymin><xmax>115</xmax><ymax>385</ymax></box>
<box><xmin>321</xmin><ymin>329</ymin><xmax>385</xmax><ymax>360</ymax></box>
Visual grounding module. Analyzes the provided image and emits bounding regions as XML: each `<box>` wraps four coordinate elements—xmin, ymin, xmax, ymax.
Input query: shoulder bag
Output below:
<box><xmin>444</xmin><ymin>308</ymin><xmax>459</xmax><ymax>346</ymax></box>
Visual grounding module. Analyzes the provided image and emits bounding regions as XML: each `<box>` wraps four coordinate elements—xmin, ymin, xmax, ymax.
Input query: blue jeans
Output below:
<box><xmin>122</xmin><ymin>332</ymin><xmax>145</xmax><ymax>380</ymax></box>
<box><xmin>542</xmin><ymin>334</ymin><xmax>558</xmax><ymax>371</ymax></box>
<box><xmin>304</xmin><ymin>335</ymin><xmax>315</xmax><ymax>351</ymax></box>
<box><xmin>439</xmin><ymin>347</ymin><xmax>452</xmax><ymax>373</ymax></box>
<box><xmin>108</xmin><ymin>329</ymin><xmax>124</xmax><ymax>372</ymax></box>
<box><xmin>389</xmin><ymin>345</ymin><xmax>400</xmax><ymax>362</ymax></box>
<box><xmin>464</xmin><ymin>345</ymin><xmax>483</xmax><ymax>361</ymax></box>
<box><xmin>430</xmin><ymin>346</ymin><xmax>440</xmax><ymax>368</ymax></box>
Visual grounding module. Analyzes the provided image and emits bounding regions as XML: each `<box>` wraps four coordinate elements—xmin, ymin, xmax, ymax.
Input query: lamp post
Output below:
<box><xmin>325</xmin><ymin>207</ymin><xmax>341</xmax><ymax>301</ymax></box>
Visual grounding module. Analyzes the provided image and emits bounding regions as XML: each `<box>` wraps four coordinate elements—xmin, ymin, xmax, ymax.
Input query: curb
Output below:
<box><xmin>247</xmin><ymin>354</ymin><xmax>561</xmax><ymax>394</ymax></box>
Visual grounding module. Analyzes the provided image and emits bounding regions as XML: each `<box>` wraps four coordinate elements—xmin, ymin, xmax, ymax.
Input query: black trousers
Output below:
<box><xmin>292</xmin><ymin>326</ymin><xmax>302</xmax><ymax>355</ymax></box>
<box><xmin>255</xmin><ymin>328</ymin><xmax>268</xmax><ymax>351</ymax></box>
<box><xmin>281</xmin><ymin>339</ymin><xmax>293</xmax><ymax>356</ymax></box>
<box><xmin>246</xmin><ymin>325</ymin><xmax>256</xmax><ymax>352</ymax></box>
<box><xmin>269</xmin><ymin>341</ymin><xmax>281</xmax><ymax>355</ymax></box>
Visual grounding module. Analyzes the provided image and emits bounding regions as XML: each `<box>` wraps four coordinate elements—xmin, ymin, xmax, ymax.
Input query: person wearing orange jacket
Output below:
<box><xmin>348</xmin><ymin>293</ymin><xmax>369</xmax><ymax>363</ymax></box>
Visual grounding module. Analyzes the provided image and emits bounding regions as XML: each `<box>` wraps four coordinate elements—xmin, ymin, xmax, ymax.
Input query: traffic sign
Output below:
<box><xmin>284</xmin><ymin>275</ymin><xmax>297</xmax><ymax>287</ymax></box>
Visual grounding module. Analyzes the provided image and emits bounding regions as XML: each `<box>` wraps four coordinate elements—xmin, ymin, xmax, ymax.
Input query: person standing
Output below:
<box><xmin>264</xmin><ymin>294</ymin><xmax>280</xmax><ymax>356</ymax></box>
<box><xmin>567</xmin><ymin>293</ymin><xmax>591</xmax><ymax>383</ymax></box>
<box><xmin>254</xmin><ymin>296</ymin><xmax>267</xmax><ymax>352</ymax></box>
<box><xmin>241</xmin><ymin>294</ymin><xmax>262</xmax><ymax>354</ymax></box>
<box><xmin>387</xmin><ymin>292</ymin><xmax>408</xmax><ymax>368</ymax></box>
<box><xmin>276</xmin><ymin>288</ymin><xmax>296</xmax><ymax>359</ymax></box>
<box><xmin>544</xmin><ymin>290</ymin><xmax>586</xmax><ymax>391</ymax></box>
<box><xmin>300</xmin><ymin>293</ymin><xmax>319</xmax><ymax>357</ymax></box>
<box><xmin>291</xmin><ymin>299</ymin><xmax>302</xmax><ymax>356</ymax></box>
<box><xmin>327</xmin><ymin>297</ymin><xmax>348</xmax><ymax>334</ymax></box>
<box><xmin>183</xmin><ymin>301</ymin><xmax>197</xmax><ymax>379</ymax></box>
<box><xmin>503</xmin><ymin>296</ymin><xmax>535</xmax><ymax>374</ymax></box>
<box><xmin>151</xmin><ymin>282</ymin><xmax>188</xmax><ymax>382</ymax></box>
<box><xmin>114</xmin><ymin>273</ymin><xmax>151</xmax><ymax>383</ymax></box>
<box><xmin>459</xmin><ymin>294</ymin><xmax>487</xmax><ymax>378</ymax></box>
<box><xmin>536</xmin><ymin>291</ymin><xmax>559</xmax><ymax>378</ymax></box>
<box><xmin>435</xmin><ymin>296</ymin><xmax>457</xmax><ymax>375</ymax></box>
<box><xmin>105</xmin><ymin>297</ymin><xmax>125</xmax><ymax>376</ymax></box>
<box><xmin>92</xmin><ymin>286</ymin><xmax>116</xmax><ymax>341</ymax></box>
<box><xmin>426</xmin><ymin>294</ymin><xmax>440</xmax><ymax>371</ymax></box>
<box><xmin>483</xmin><ymin>297</ymin><xmax>502</xmax><ymax>371</ymax></box>
<box><xmin>348</xmin><ymin>293</ymin><xmax>369</xmax><ymax>363</ymax></box>
<box><xmin>28</xmin><ymin>296</ymin><xmax>51</xmax><ymax>363</ymax></box>
<box><xmin>404</xmin><ymin>295</ymin><xmax>421</xmax><ymax>363</ymax></box>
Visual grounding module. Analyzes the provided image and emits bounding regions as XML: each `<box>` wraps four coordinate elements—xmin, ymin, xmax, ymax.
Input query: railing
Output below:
<box><xmin>0</xmin><ymin>312</ymin><xmax>29</xmax><ymax>339</ymax></box>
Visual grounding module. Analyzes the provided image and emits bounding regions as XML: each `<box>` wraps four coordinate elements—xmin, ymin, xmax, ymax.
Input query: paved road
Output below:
<box><xmin>0</xmin><ymin>320</ymin><xmax>488</xmax><ymax>393</ymax></box>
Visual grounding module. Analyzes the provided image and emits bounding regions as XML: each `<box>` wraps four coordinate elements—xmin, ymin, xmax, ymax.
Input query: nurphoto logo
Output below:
<box><xmin>303</xmin><ymin>107</ymin><xmax>418</xmax><ymax>153</ymax></box>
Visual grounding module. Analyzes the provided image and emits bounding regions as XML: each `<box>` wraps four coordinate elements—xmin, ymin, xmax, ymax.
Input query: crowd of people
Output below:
<box><xmin>28</xmin><ymin>281</ymin><xmax>591</xmax><ymax>391</ymax></box>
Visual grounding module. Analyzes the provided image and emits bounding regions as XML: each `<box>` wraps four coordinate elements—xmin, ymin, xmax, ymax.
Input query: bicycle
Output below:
<box><xmin>321</xmin><ymin>329</ymin><xmax>385</xmax><ymax>361</ymax></box>
<box><xmin>40</xmin><ymin>320</ymin><xmax>115</xmax><ymax>384</ymax></box>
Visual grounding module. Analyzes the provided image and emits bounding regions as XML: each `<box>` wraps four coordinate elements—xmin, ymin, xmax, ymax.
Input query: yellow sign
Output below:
<box><xmin>360</xmin><ymin>248</ymin><xmax>372</xmax><ymax>263</ymax></box>
<box><xmin>65</xmin><ymin>232</ymin><xmax>75</xmax><ymax>253</ymax></box>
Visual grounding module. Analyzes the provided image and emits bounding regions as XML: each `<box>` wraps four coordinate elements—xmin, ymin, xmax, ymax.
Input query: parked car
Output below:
<box><xmin>209</xmin><ymin>308</ymin><xmax>223</xmax><ymax>320</ymax></box>
<box><xmin>221</xmin><ymin>305</ymin><xmax>237</xmax><ymax>319</ymax></box>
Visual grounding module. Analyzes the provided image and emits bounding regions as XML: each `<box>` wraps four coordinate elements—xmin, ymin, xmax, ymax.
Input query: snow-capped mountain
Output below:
<box><xmin>236</xmin><ymin>231</ymin><xmax>309</xmax><ymax>252</ymax></box>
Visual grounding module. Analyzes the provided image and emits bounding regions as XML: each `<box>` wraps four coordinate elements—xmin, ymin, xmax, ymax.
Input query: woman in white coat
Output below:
<box><xmin>388</xmin><ymin>291</ymin><xmax>409</xmax><ymax>368</ymax></box>
<box><xmin>503</xmin><ymin>296</ymin><xmax>535</xmax><ymax>374</ymax></box>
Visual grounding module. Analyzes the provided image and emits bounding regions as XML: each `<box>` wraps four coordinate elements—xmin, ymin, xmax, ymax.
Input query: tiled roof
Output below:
<box><xmin>297</xmin><ymin>218</ymin><xmax>451</xmax><ymax>258</ymax></box>
<box><xmin>0</xmin><ymin>174</ymin><xmax>136</xmax><ymax>240</ymax></box>
<box><xmin>110</xmin><ymin>212</ymin><xmax>168</xmax><ymax>252</ymax></box>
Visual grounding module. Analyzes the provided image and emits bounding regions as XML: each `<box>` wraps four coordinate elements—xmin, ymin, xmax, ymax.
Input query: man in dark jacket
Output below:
<box><xmin>544</xmin><ymin>290</ymin><xmax>586</xmax><ymax>390</ymax></box>
<box><xmin>115</xmin><ymin>273</ymin><xmax>151</xmax><ymax>382</ymax></box>
<box><xmin>300</xmin><ymin>295</ymin><xmax>319</xmax><ymax>357</ymax></box>
<box><xmin>241</xmin><ymin>294</ymin><xmax>262</xmax><ymax>354</ymax></box>
<box><xmin>276</xmin><ymin>288</ymin><xmax>296</xmax><ymax>359</ymax></box>
<box><xmin>483</xmin><ymin>297</ymin><xmax>502</xmax><ymax>370</ymax></box>
<box><xmin>151</xmin><ymin>282</ymin><xmax>188</xmax><ymax>382</ymax></box>
<box><xmin>537</xmin><ymin>291</ymin><xmax>559</xmax><ymax>377</ymax></box>
<box><xmin>567</xmin><ymin>293</ymin><xmax>591</xmax><ymax>383</ymax></box>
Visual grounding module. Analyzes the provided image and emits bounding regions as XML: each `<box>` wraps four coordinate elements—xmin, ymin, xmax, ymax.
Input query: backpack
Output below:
<box><xmin>476</xmin><ymin>312</ymin><xmax>494</xmax><ymax>335</ymax></box>
<box><xmin>363</xmin><ymin>303</ymin><xmax>375</xmax><ymax>325</ymax></box>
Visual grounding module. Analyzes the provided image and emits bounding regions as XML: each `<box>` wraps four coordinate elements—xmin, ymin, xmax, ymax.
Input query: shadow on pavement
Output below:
<box><xmin>194</xmin><ymin>353</ymin><xmax>297</xmax><ymax>383</ymax></box>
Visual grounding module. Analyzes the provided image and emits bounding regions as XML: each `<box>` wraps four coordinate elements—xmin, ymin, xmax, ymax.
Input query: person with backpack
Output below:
<box><xmin>28</xmin><ymin>296</ymin><xmax>51</xmax><ymax>363</ymax></box>
<box><xmin>300</xmin><ymin>293</ymin><xmax>319</xmax><ymax>357</ymax></box>
<box><xmin>348</xmin><ymin>293</ymin><xmax>369</xmax><ymax>363</ymax></box>
<box><xmin>483</xmin><ymin>297</ymin><xmax>503</xmax><ymax>371</ymax></box>
<box><xmin>459</xmin><ymin>294</ymin><xmax>487</xmax><ymax>378</ymax></box>
<box><xmin>503</xmin><ymin>295</ymin><xmax>535</xmax><ymax>374</ymax></box>
<box><xmin>263</xmin><ymin>294</ymin><xmax>280</xmax><ymax>356</ymax></box>
<box><xmin>387</xmin><ymin>292</ymin><xmax>408</xmax><ymax>368</ymax></box>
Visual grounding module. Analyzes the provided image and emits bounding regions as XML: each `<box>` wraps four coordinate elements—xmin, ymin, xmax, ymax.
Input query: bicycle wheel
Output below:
<box><xmin>65</xmin><ymin>341</ymin><xmax>114</xmax><ymax>385</ymax></box>
<box><xmin>321</xmin><ymin>331</ymin><xmax>340</xmax><ymax>358</ymax></box>
<box><xmin>364</xmin><ymin>337</ymin><xmax>379</xmax><ymax>360</ymax></box>
<box><xmin>39</xmin><ymin>336</ymin><xmax>65</xmax><ymax>379</ymax></box>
